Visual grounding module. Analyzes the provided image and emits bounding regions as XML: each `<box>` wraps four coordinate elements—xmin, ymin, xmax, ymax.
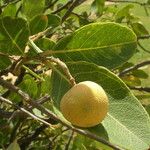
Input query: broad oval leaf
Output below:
<box><xmin>22</xmin><ymin>0</ymin><xmax>45</xmax><ymax>20</ymax></box>
<box><xmin>131</xmin><ymin>22</ymin><xmax>149</xmax><ymax>36</ymax></box>
<box><xmin>51</xmin><ymin>61</ymin><xmax>150</xmax><ymax>150</ymax></box>
<box><xmin>0</xmin><ymin>3</ymin><xmax>17</xmax><ymax>18</ymax></box>
<box><xmin>29</xmin><ymin>15</ymin><xmax>48</xmax><ymax>35</ymax></box>
<box><xmin>47</xmin><ymin>14</ymin><xmax>61</xmax><ymax>28</ymax></box>
<box><xmin>53</xmin><ymin>22</ymin><xmax>137</xmax><ymax>69</ymax></box>
<box><xmin>0</xmin><ymin>17</ymin><xmax>29</xmax><ymax>55</ymax></box>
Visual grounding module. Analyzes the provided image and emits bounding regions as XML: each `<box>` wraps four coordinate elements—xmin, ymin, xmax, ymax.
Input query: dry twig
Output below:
<box><xmin>119</xmin><ymin>60</ymin><xmax>150</xmax><ymax>76</ymax></box>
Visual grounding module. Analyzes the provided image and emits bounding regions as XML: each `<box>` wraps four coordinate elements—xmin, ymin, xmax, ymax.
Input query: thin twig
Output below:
<box><xmin>0</xmin><ymin>0</ymin><xmax>21</xmax><ymax>9</ymax></box>
<box><xmin>19</xmin><ymin>124</ymin><xmax>47</xmax><ymax>150</ymax></box>
<box><xmin>0</xmin><ymin>77</ymin><xmax>122</xmax><ymax>150</ymax></box>
<box><xmin>51</xmin><ymin>0</ymin><xmax>73</xmax><ymax>14</ymax></box>
<box><xmin>61</xmin><ymin>0</ymin><xmax>85</xmax><ymax>23</ymax></box>
<box><xmin>0</xmin><ymin>56</ymin><xmax>22</xmax><ymax>76</ymax></box>
<box><xmin>26</xmin><ymin>27</ymin><xmax>54</xmax><ymax>53</ymax></box>
<box><xmin>37</xmin><ymin>94</ymin><xmax>51</xmax><ymax>104</ymax></box>
<box><xmin>0</xmin><ymin>96</ymin><xmax>54</xmax><ymax>129</ymax></box>
<box><xmin>9</xmin><ymin>119</ymin><xmax>22</xmax><ymax>143</ymax></box>
<box><xmin>129</xmin><ymin>86</ymin><xmax>150</xmax><ymax>92</ymax></box>
<box><xmin>47</xmin><ymin>56</ymin><xmax>76</xmax><ymax>86</ymax></box>
<box><xmin>28</xmin><ymin>39</ymin><xmax>76</xmax><ymax>86</ymax></box>
<box><xmin>0</xmin><ymin>94</ymin><xmax>51</xmax><ymax>119</ymax></box>
<box><xmin>65</xmin><ymin>131</ymin><xmax>74</xmax><ymax>150</ymax></box>
<box><xmin>30</xmin><ymin>27</ymin><xmax>52</xmax><ymax>41</ymax></box>
<box><xmin>106</xmin><ymin>0</ymin><xmax>147</xmax><ymax>6</ymax></box>
<box><xmin>119</xmin><ymin>60</ymin><xmax>150</xmax><ymax>76</ymax></box>
<box><xmin>44</xmin><ymin>0</ymin><xmax>59</xmax><ymax>12</ymax></box>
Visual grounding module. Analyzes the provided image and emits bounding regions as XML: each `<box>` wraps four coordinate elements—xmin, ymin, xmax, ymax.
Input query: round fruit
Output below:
<box><xmin>60</xmin><ymin>81</ymin><xmax>109</xmax><ymax>127</ymax></box>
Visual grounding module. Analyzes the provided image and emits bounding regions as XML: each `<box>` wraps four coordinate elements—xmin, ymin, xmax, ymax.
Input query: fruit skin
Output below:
<box><xmin>60</xmin><ymin>81</ymin><xmax>109</xmax><ymax>128</ymax></box>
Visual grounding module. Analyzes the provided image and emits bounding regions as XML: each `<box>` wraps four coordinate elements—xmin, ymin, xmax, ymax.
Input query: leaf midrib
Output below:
<box><xmin>53</xmin><ymin>40</ymin><xmax>136</xmax><ymax>54</ymax></box>
<box><xmin>1</xmin><ymin>19</ymin><xmax>23</xmax><ymax>54</ymax></box>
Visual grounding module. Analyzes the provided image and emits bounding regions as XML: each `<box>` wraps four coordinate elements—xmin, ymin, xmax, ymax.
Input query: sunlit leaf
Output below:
<box><xmin>0</xmin><ymin>17</ymin><xmax>29</xmax><ymax>55</ymax></box>
<box><xmin>51</xmin><ymin>61</ymin><xmax>150</xmax><ymax>150</ymax></box>
<box><xmin>53</xmin><ymin>22</ymin><xmax>137</xmax><ymax>69</ymax></box>
<box><xmin>29</xmin><ymin>15</ymin><xmax>48</xmax><ymax>35</ymax></box>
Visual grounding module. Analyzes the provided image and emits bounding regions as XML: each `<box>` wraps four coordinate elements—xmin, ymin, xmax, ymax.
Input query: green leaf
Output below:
<box><xmin>7</xmin><ymin>139</ymin><xmax>20</xmax><ymax>150</ymax></box>
<box><xmin>9</xmin><ymin>74</ymin><xmax>38</xmax><ymax>102</ymax></box>
<box><xmin>22</xmin><ymin>0</ymin><xmax>45</xmax><ymax>20</ymax></box>
<box><xmin>28</xmin><ymin>38</ymin><xmax>55</xmax><ymax>57</ymax></box>
<box><xmin>132</xmin><ymin>69</ymin><xmax>149</xmax><ymax>79</ymax></box>
<box><xmin>91</xmin><ymin>0</ymin><xmax>105</xmax><ymax>16</ymax></box>
<box><xmin>0</xmin><ymin>55</ymin><xmax>11</xmax><ymax>70</ymax></box>
<box><xmin>115</xmin><ymin>4</ymin><xmax>134</xmax><ymax>23</ymax></box>
<box><xmin>53</xmin><ymin>22</ymin><xmax>137</xmax><ymax>69</ymax></box>
<box><xmin>35</xmin><ymin>38</ymin><xmax>55</xmax><ymax>51</ymax></box>
<box><xmin>0</xmin><ymin>3</ymin><xmax>17</xmax><ymax>17</ymax></box>
<box><xmin>131</xmin><ymin>22</ymin><xmax>149</xmax><ymax>36</ymax></box>
<box><xmin>0</xmin><ymin>17</ymin><xmax>29</xmax><ymax>55</ymax></box>
<box><xmin>47</xmin><ymin>14</ymin><xmax>61</xmax><ymax>28</ymax></box>
<box><xmin>51</xmin><ymin>61</ymin><xmax>150</xmax><ymax>150</ymax></box>
<box><xmin>29</xmin><ymin>15</ymin><xmax>48</xmax><ymax>35</ymax></box>
<box><xmin>72</xmin><ymin>133</ymin><xmax>112</xmax><ymax>150</ymax></box>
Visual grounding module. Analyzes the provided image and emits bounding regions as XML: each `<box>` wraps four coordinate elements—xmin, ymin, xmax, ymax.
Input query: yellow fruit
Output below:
<box><xmin>60</xmin><ymin>81</ymin><xmax>109</xmax><ymax>127</ymax></box>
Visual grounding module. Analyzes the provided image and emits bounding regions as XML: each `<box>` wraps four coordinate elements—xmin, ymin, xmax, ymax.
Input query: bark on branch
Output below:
<box><xmin>0</xmin><ymin>77</ymin><xmax>122</xmax><ymax>150</ymax></box>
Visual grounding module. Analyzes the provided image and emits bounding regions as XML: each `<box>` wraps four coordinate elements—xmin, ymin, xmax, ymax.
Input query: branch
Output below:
<box><xmin>138</xmin><ymin>35</ymin><xmax>150</xmax><ymax>39</ymax></box>
<box><xmin>0</xmin><ymin>94</ymin><xmax>51</xmax><ymax>119</ymax></box>
<box><xmin>119</xmin><ymin>60</ymin><xmax>150</xmax><ymax>76</ymax></box>
<box><xmin>28</xmin><ymin>39</ymin><xmax>76</xmax><ymax>86</ymax></box>
<box><xmin>106</xmin><ymin>0</ymin><xmax>147</xmax><ymax>6</ymax></box>
<box><xmin>65</xmin><ymin>131</ymin><xmax>74</xmax><ymax>150</ymax></box>
<box><xmin>44</xmin><ymin>0</ymin><xmax>59</xmax><ymax>12</ymax></box>
<box><xmin>0</xmin><ymin>56</ymin><xmax>22</xmax><ymax>76</ymax></box>
<box><xmin>29</xmin><ymin>27</ymin><xmax>52</xmax><ymax>41</ymax></box>
<box><xmin>61</xmin><ymin>0</ymin><xmax>85</xmax><ymax>23</ymax></box>
<box><xmin>0</xmin><ymin>0</ymin><xmax>21</xmax><ymax>9</ymax></box>
<box><xmin>47</xmin><ymin>56</ymin><xmax>76</xmax><ymax>86</ymax></box>
<box><xmin>0</xmin><ymin>96</ymin><xmax>54</xmax><ymax>129</ymax></box>
<box><xmin>2</xmin><ymin>67</ymin><xmax>25</xmax><ymax>98</ymax></box>
<box><xmin>129</xmin><ymin>86</ymin><xmax>150</xmax><ymax>92</ymax></box>
<box><xmin>0</xmin><ymin>77</ymin><xmax>122</xmax><ymax>150</ymax></box>
<box><xmin>37</xmin><ymin>94</ymin><xmax>51</xmax><ymax>104</ymax></box>
<box><xmin>51</xmin><ymin>0</ymin><xmax>73</xmax><ymax>14</ymax></box>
